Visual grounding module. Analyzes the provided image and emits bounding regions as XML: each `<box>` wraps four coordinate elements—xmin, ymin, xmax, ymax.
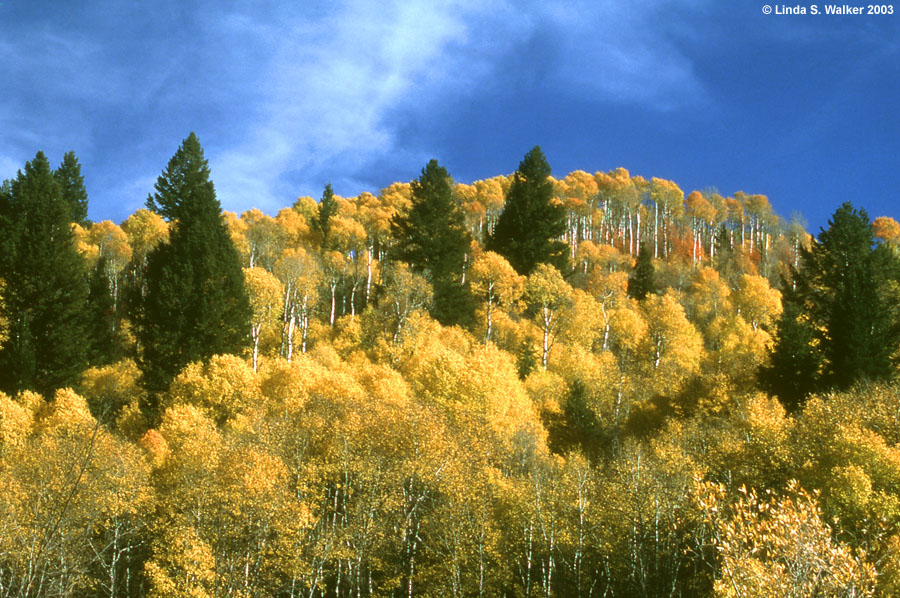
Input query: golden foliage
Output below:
<box><xmin>165</xmin><ymin>355</ymin><xmax>260</xmax><ymax>424</ymax></box>
<box><xmin>701</xmin><ymin>481</ymin><xmax>876</xmax><ymax>597</ymax></box>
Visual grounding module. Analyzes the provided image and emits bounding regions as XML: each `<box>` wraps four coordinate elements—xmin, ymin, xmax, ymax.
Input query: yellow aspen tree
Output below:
<box><xmin>76</xmin><ymin>220</ymin><xmax>133</xmax><ymax>313</ymax></box>
<box><xmin>79</xmin><ymin>358</ymin><xmax>143</xmax><ymax>425</ymax></box>
<box><xmin>606</xmin><ymin>302</ymin><xmax>647</xmax><ymax>427</ymax></box>
<box><xmin>700</xmin><ymin>481</ymin><xmax>876</xmax><ymax>597</ymax></box>
<box><xmin>474</xmin><ymin>176</ymin><xmax>508</xmax><ymax>238</ymax></box>
<box><xmin>524</xmin><ymin>264</ymin><xmax>574</xmax><ymax>369</ymax></box>
<box><xmin>559</xmin><ymin>170</ymin><xmax>599</xmax><ymax>259</ymax></box>
<box><xmin>275</xmin><ymin>247</ymin><xmax>321</xmax><ymax>358</ymax></box>
<box><xmin>354</xmin><ymin>190</ymin><xmax>396</xmax><ymax>303</ymax></box>
<box><xmin>874</xmin><ymin>216</ymin><xmax>900</xmax><ymax>246</ymax></box>
<box><xmin>687</xmin><ymin>267</ymin><xmax>733</xmax><ymax>328</ymax></box>
<box><xmin>244</xmin><ymin>266</ymin><xmax>285</xmax><ymax>371</ymax></box>
<box><xmin>685</xmin><ymin>191</ymin><xmax>717</xmax><ymax>264</ymax></box>
<box><xmin>121</xmin><ymin>208</ymin><xmax>169</xmax><ymax>311</ymax></box>
<box><xmin>732</xmin><ymin>273</ymin><xmax>782</xmax><ymax>331</ymax></box>
<box><xmin>240</xmin><ymin>208</ymin><xmax>282</xmax><ymax>269</ymax></box>
<box><xmin>121</xmin><ymin>208</ymin><xmax>169</xmax><ymax>265</ymax></box>
<box><xmin>165</xmin><ymin>354</ymin><xmax>260</xmax><ymax>424</ymax></box>
<box><xmin>380</xmin><ymin>262</ymin><xmax>432</xmax><ymax>345</ymax></box>
<box><xmin>647</xmin><ymin>178</ymin><xmax>684</xmax><ymax>259</ymax></box>
<box><xmin>330</xmin><ymin>214</ymin><xmax>368</xmax><ymax>316</ymax></box>
<box><xmin>469</xmin><ymin>251</ymin><xmax>524</xmax><ymax>344</ymax></box>
<box><xmin>640</xmin><ymin>291</ymin><xmax>704</xmax><ymax>393</ymax></box>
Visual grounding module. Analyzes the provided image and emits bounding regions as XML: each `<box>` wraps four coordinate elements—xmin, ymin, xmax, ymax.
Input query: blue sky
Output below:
<box><xmin>1</xmin><ymin>0</ymin><xmax>898</xmax><ymax>233</ymax></box>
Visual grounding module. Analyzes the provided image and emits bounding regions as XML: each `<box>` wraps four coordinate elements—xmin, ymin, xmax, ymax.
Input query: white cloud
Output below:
<box><xmin>1</xmin><ymin>0</ymin><xmax>714</xmax><ymax>217</ymax></box>
<box><xmin>211</xmin><ymin>0</ymin><xmax>486</xmax><ymax>213</ymax></box>
<box><xmin>0</xmin><ymin>155</ymin><xmax>21</xmax><ymax>181</ymax></box>
<box><xmin>209</xmin><ymin>0</ymin><xmax>712</xmax><ymax>213</ymax></box>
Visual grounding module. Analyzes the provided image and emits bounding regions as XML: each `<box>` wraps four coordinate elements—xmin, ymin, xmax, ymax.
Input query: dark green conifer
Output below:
<box><xmin>806</xmin><ymin>203</ymin><xmax>900</xmax><ymax>388</ymax></box>
<box><xmin>390</xmin><ymin>159</ymin><xmax>472</xmax><ymax>325</ymax></box>
<box><xmin>137</xmin><ymin>133</ymin><xmax>251</xmax><ymax>407</ymax></box>
<box><xmin>488</xmin><ymin>146</ymin><xmax>567</xmax><ymax>275</ymax></box>
<box><xmin>516</xmin><ymin>340</ymin><xmax>538</xmax><ymax>379</ymax></box>
<box><xmin>314</xmin><ymin>183</ymin><xmax>339</xmax><ymax>247</ymax></box>
<box><xmin>86</xmin><ymin>255</ymin><xmax>119</xmax><ymax>366</ymax></box>
<box><xmin>53</xmin><ymin>151</ymin><xmax>89</xmax><ymax>226</ymax></box>
<box><xmin>0</xmin><ymin>152</ymin><xmax>90</xmax><ymax>396</ymax></box>
<box><xmin>764</xmin><ymin>202</ymin><xmax>900</xmax><ymax>407</ymax></box>
<box><xmin>759</xmin><ymin>286</ymin><xmax>821</xmax><ymax>411</ymax></box>
<box><xmin>627</xmin><ymin>243</ymin><xmax>656</xmax><ymax>300</ymax></box>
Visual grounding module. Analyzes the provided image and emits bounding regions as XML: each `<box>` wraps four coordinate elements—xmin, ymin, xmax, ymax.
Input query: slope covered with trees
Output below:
<box><xmin>2</xmin><ymin>141</ymin><xmax>900</xmax><ymax>596</ymax></box>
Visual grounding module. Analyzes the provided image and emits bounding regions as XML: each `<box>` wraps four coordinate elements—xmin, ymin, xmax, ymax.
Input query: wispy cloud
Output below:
<box><xmin>209</xmin><ymin>0</ymin><xmax>712</xmax><ymax>213</ymax></box>
<box><xmin>211</xmin><ymin>0</ymin><xmax>485</xmax><ymax>213</ymax></box>
<box><xmin>0</xmin><ymin>0</ymin><xmax>713</xmax><ymax>219</ymax></box>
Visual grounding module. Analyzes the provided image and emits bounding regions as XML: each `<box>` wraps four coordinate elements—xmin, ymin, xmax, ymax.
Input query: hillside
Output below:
<box><xmin>2</xmin><ymin>139</ymin><xmax>900</xmax><ymax>596</ymax></box>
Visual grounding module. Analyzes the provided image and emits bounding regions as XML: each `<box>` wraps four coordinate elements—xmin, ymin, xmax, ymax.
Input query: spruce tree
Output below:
<box><xmin>390</xmin><ymin>159</ymin><xmax>472</xmax><ymax>325</ymax></box>
<box><xmin>314</xmin><ymin>183</ymin><xmax>338</xmax><ymax>247</ymax></box>
<box><xmin>764</xmin><ymin>202</ymin><xmax>900</xmax><ymax>405</ymax></box>
<box><xmin>86</xmin><ymin>255</ymin><xmax>119</xmax><ymax>366</ymax></box>
<box><xmin>488</xmin><ymin>146</ymin><xmax>567</xmax><ymax>275</ymax></box>
<box><xmin>53</xmin><ymin>151</ymin><xmax>89</xmax><ymax>226</ymax></box>
<box><xmin>805</xmin><ymin>203</ymin><xmax>900</xmax><ymax>388</ymax></box>
<box><xmin>628</xmin><ymin>243</ymin><xmax>656</xmax><ymax>300</ymax></box>
<box><xmin>0</xmin><ymin>152</ymin><xmax>90</xmax><ymax>396</ymax></box>
<box><xmin>137</xmin><ymin>133</ymin><xmax>250</xmax><ymax>407</ymax></box>
<box><xmin>759</xmin><ymin>286</ymin><xmax>821</xmax><ymax>411</ymax></box>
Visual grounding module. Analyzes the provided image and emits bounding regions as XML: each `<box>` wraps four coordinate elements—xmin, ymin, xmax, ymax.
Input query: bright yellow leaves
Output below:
<box><xmin>874</xmin><ymin>216</ymin><xmax>900</xmax><ymax>245</ymax></box>
<box><xmin>0</xmin><ymin>391</ymin><xmax>31</xmax><ymax>451</ymax></box>
<box><xmin>165</xmin><ymin>354</ymin><xmax>261</xmax><ymax>424</ymax></box>
<box><xmin>121</xmin><ymin>208</ymin><xmax>169</xmax><ymax>264</ymax></box>
<box><xmin>469</xmin><ymin>251</ymin><xmax>523</xmax><ymax>344</ymax></box>
<box><xmin>641</xmin><ymin>291</ymin><xmax>703</xmax><ymax>391</ymax></box>
<box><xmin>733</xmin><ymin>273</ymin><xmax>782</xmax><ymax>331</ymax></box>
<box><xmin>244</xmin><ymin>266</ymin><xmax>285</xmax><ymax>371</ymax></box>
<box><xmin>80</xmin><ymin>358</ymin><xmax>143</xmax><ymax>425</ymax></box>
<box><xmin>0</xmin><ymin>387</ymin><xmax>152</xmax><ymax>598</ymax></box>
<box><xmin>701</xmin><ymin>481</ymin><xmax>876</xmax><ymax>597</ymax></box>
<box><xmin>525</xmin><ymin>264</ymin><xmax>573</xmax><ymax>369</ymax></box>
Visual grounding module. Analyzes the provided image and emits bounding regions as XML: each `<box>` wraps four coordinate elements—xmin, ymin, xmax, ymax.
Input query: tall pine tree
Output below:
<box><xmin>390</xmin><ymin>159</ymin><xmax>472</xmax><ymax>325</ymax></box>
<box><xmin>488</xmin><ymin>146</ymin><xmax>567</xmax><ymax>275</ymax></box>
<box><xmin>137</xmin><ymin>133</ymin><xmax>250</xmax><ymax>408</ymax></box>
<box><xmin>53</xmin><ymin>151</ymin><xmax>89</xmax><ymax>226</ymax></box>
<box><xmin>759</xmin><ymin>284</ymin><xmax>822</xmax><ymax>411</ymax></box>
<box><xmin>763</xmin><ymin>202</ymin><xmax>900</xmax><ymax>407</ymax></box>
<box><xmin>314</xmin><ymin>183</ymin><xmax>339</xmax><ymax>248</ymax></box>
<box><xmin>807</xmin><ymin>203</ymin><xmax>900</xmax><ymax>388</ymax></box>
<box><xmin>627</xmin><ymin>243</ymin><xmax>656</xmax><ymax>300</ymax></box>
<box><xmin>0</xmin><ymin>152</ymin><xmax>90</xmax><ymax>396</ymax></box>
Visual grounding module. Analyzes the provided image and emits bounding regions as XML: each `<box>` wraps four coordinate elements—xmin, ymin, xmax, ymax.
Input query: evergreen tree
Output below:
<box><xmin>628</xmin><ymin>243</ymin><xmax>656</xmax><ymax>300</ymax></box>
<box><xmin>516</xmin><ymin>340</ymin><xmax>538</xmax><ymax>379</ymax></box>
<box><xmin>805</xmin><ymin>203</ymin><xmax>900</xmax><ymax>388</ymax></box>
<box><xmin>390</xmin><ymin>159</ymin><xmax>472</xmax><ymax>325</ymax></box>
<box><xmin>488</xmin><ymin>146</ymin><xmax>567</xmax><ymax>275</ymax></box>
<box><xmin>0</xmin><ymin>152</ymin><xmax>90</xmax><ymax>396</ymax></box>
<box><xmin>759</xmin><ymin>285</ymin><xmax>821</xmax><ymax>411</ymax></box>
<box><xmin>137</xmin><ymin>133</ymin><xmax>250</xmax><ymax>408</ymax></box>
<box><xmin>53</xmin><ymin>151</ymin><xmax>89</xmax><ymax>226</ymax></box>
<box><xmin>764</xmin><ymin>202</ymin><xmax>900</xmax><ymax>404</ymax></box>
<box><xmin>314</xmin><ymin>183</ymin><xmax>338</xmax><ymax>247</ymax></box>
<box><xmin>86</xmin><ymin>255</ymin><xmax>119</xmax><ymax>366</ymax></box>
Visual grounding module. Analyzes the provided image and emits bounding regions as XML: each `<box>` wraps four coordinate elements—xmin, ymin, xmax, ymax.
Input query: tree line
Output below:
<box><xmin>2</xmin><ymin>133</ymin><xmax>900</xmax><ymax>595</ymax></box>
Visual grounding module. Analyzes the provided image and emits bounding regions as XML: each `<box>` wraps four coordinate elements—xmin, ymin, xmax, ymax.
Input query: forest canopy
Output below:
<box><xmin>1</xmin><ymin>137</ymin><xmax>900</xmax><ymax>596</ymax></box>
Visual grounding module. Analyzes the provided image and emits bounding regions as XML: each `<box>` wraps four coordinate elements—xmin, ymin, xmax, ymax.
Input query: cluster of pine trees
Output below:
<box><xmin>2</xmin><ymin>133</ymin><xmax>900</xmax><ymax>596</ymax></box>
